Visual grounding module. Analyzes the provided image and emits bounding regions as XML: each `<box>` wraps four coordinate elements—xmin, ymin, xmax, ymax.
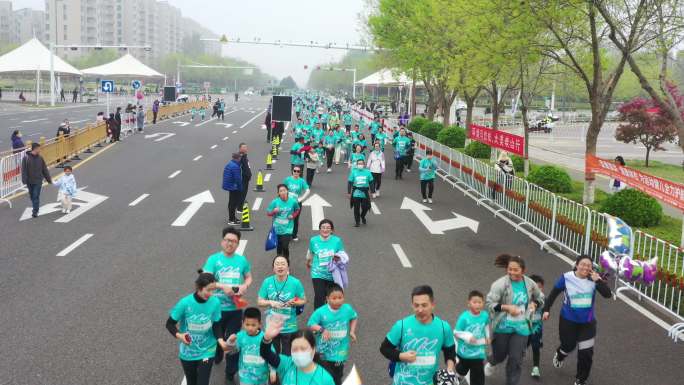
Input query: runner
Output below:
<box><xmin>528</xmin><ymin>274</ymin><xmax>545</xmax><ymax>379</ymax></box>
<box><xmin>306</xmin><ymin>219</ymin><xmax>346</xmax><ymax>309</ymax></box>
<box><xmin>542</xmin><ymin>255</ymin><xmax>612</xmax><ymax>385</ymax></box>
<box><xmin>342</xmin><ymin>110</ymin><xmax>353</xmax><ymax>132</ymax></box>
<box><xmin>307</xmin><ymin>284</ymin><xmax>358</xmax><ymax>385</ymax></box>
<box><xmin>419</xmin><ymin>150</ymin><xmax>438</xmax><ymax>203</ymax></box>
<box><xmin>283</xmin><ymin>167</ymin><xmax>310</xmax><ymax>242</ymax></box>
<box><xmin>266</xmin><ymin>184</ymin><xmax>301</xmax><ymax>261</ymax></box>
<box><xmin>259</xmin><ymin>320</ymin><xmax>336</xmax><ymax>384</ymax></box>
<box><xmin>305</xmin><ymin>146</ymin><xmax>320</xmax><ymax>187</ymax></box>
<box><xmin>324</xmin><ymin>129</ymin><xmax>338</xmax><ymax>173</ymax></box>
<box><xmin>289</xmin><ymin>136</ymin><xmax>306</xmax><ymax>173</ymax></box>
<box><xmin>347</xmin><ymin>158</ymin><xmax>374</xmax><ymax>227</ymax></box>
<box><xmin>225</xmin><ymin>307</ymin><xmax>270</xmax><ymax>385</ymax></box>
<box><xmin>405</xmin><ymin>132</ymin><xmax>416</xmax><ymax>172</ymax></box>
<box><xmin>366</xmin><ymin>142</ymin><xmax>385</xmax><ymax>198</ymax></box>
<box><xmin>348</xmin><ymin>145</ymin><xmax>365</xmax><ymax>170</ymax></box>
<box><xmin>484</xmin><ymin>254</ymin><xmax>544</xmax><ymax>385</ymax></box>
<box><xmin>166</xmin><ymin>272</ymin><xmax>225</xmax><ymax>385</ymax></box>
<box><xmin>201</xmin><ymin>227</ymin><xmax>253</xmax><ymax>385</ymax></box>
<box><xmin>380</xmin><ymin>285</ymin><xmax>456</xmax><ymax>385</ymax></box>
<box><xmin>392</xmin><ymin>128</ymin><xmax>411</xmax><ymax>179</ymax></box>
<box><xmin>453</xmin><ymin>290</ymin><xmax>490</xmax><ymax>385</ymax></box>
<box><xmin>257</xmin><ymin>256</ymin><xmax>307</xmax><ymax>356</ymax></box>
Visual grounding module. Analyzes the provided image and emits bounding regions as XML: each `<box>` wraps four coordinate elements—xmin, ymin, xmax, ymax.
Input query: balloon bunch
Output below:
<box><xmin>597</xmin><ymin>215</ymin><xmax>658</xmax><ymax>285</ymax></box>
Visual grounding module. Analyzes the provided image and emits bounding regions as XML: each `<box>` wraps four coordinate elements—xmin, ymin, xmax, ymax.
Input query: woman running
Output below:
<box><xmin>348</xmin><ymin>145</ymin><xmax>365</xmax><ymax>169</ymax></box>
<box><xmin>266</xmin><ymin>184</ymin><xmax>301</xmax><ymax>261</ymax></box>
<box><xmin>166</xmin><ymin>272</ymin><xmax>226</xmax><ymax>385</ymax></box>
<box><xmin>542</xmin><ymin>255</ymin><xmax>611</xmax><ymax>385</ymax></box>
<box><xmin>283</xmin><ymin>167</ymin><xmax>310</xmax><ymax>242</ymax></box>
<box><xmin>305</xmin><ymin>146</ymin><xmax>320</xmax><ymax>187</ymax></box>
<box><xmin>307</xmin><ymin>219</ymin><xmax>346</xmax><ymax>309</ymax></box>
<box><xmin>485</xmin><ymin>254</ymin><xmax>544</xmax><ymax>385</ymax></box>
<box><xmin>347</xmin><ymin>158</ymin><xmax>375</xmax><ymax>227</ymax></box>
<box><xmin>366</xmin><ymin>141</ymin><xmax>385</xmax><ymax>198</ymax></box>
<box><xmin>257</xmin><ymin>256</ymin><xmax>307</xmax><ymax>355</ymax></box>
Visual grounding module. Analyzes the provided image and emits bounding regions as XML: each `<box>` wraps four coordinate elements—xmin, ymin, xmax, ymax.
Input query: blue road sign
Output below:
<box><xmin>131</xmin><ymin>80</ymin><xmax>142</xmax><ymax>90</ymax></box>
<box><xmin>101</xmin><ymin>80</ymin><xmax>114</xmax><ymax>93</ymax></box>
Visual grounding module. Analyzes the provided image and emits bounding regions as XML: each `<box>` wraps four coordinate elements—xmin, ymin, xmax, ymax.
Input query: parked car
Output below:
<box><xmin>176</xmin><ymin>94</ymin><xmax>189</xmax><ymax>103</ymax></box>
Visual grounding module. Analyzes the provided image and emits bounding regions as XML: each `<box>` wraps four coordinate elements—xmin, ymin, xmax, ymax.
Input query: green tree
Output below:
<box><xmin>280</xmin><ymin>76</ymin><xmax>298</xmax><ymax>89</ymax></box>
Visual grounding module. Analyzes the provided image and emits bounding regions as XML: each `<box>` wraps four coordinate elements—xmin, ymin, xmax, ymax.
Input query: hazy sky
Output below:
<box><xmin>12</xmin><ymin>0</ymin><xmax>367</xmax><ymax>87</ymax></box>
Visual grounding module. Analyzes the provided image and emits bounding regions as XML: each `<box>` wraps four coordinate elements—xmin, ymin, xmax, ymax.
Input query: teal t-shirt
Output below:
<box><xmin>275</xmin><ymin>356</ymin><xmax>335</xmax><ymax>385</ymax></box>
<box><xmin>169</xmin><ymin>294</ymin><xmax>222</xmax><ymax>361</ymax></box>
<box><xmin>343</xmin><ymin>114</ymin><xmax>353</xmax><ymax>125</ymax></box>
<box><xmin>353</xmin><ymin>139</ymin><xmax>368</xmax><ymax>150</ymax></box>
<box><xmin>324</xmin><ymin>134</ymin><xmax>337</xmax><ymax>147</ymax></box>
<box><xmin>309</xmin><ymin>234</ymin><xmax>345</xmax><ymax>281</ymax></box>
<box><xmin>375</xmin><ymin>132</ymin><xmax>388</xmax><ymax>151</ymax></box>
<box><xmin>290</xmin><ymin>143</ymin><xmax>304</xmax><ymax>165</ymax></box>
<box><xmin>455</xmin><ymin>310</ymin><xmax>490</xmax><ymax>359</ymax></box>
<box><xmin>370</xmin><ymin>121</ymin><xmax>381</xmax><ymax>134</ymax></box>
<box><xmin>267</xmin><ymin>197</ymin><xmax>300</xmax><ymax>235</ymax></box>
<box><xmin>202</xmin><ymin>252</ymin><xmax>251</xmax><ymax>311</ymax></box>
<box><xmin>393</xmin><ymin>136</ymin><xmax>411</xmax><ymax>156</ymax></box>
<box><xmin>348</xmin><ymin>168</ymin><xmax>374</xmax><ymax>199</ymax></box>
<box><xmin>349</xmin><ymin>152</ymin><xmax>366</xmax><ymax>165</ymax></box>
<box><xmin>236</xmin><ymin>330</ymin><xmax>269</xmax><ymax>385</ymax></box>
<box><xmin>307</xmin><ymin>303</ymin><xmax>358</xmax><ymax>362</ymax></box>
<box><xmin>258</xmin><ymin>275</ymin><xmax>306</xmax><ymax>334</ymax></box>
<box><xmin>283</xmin><ymin>176</ymin><xmax>309</xmax><ymax>200</ymax></box>
<box><xmin>495</xmin><ymin>280</ymin><xmax>531</xmax><ymax>336</ymax></box>
<box><xmin>351</xmin><ymin>130</ymin><xmax>360</xmax><ymax>140</ymax></box>
<box><xmin>419</xmin><ymin>158</ymin><xmax>438</xmax><ymax>180</ymax></box>
<box><xmin>313</xmin><ymin>128</ymin><xmax>324</xmax><ymax>142</ymax></box>
<box><xmin>387</xmin><ymin>315</ymin><xmax>454</xmax><ymax>385</ymax></box>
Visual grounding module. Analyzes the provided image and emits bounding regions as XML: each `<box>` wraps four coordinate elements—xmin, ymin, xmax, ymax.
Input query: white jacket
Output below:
<box><xmin>367</xmin><ymin>150</ymin><xmax>385</xmax><ymax>173</ymax></box>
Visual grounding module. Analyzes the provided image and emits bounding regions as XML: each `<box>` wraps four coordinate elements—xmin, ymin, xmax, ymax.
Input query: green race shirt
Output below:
<box><xmin>343</xmin><ymin>114</ymin><xmax>353</xmax><ymax>125</ymax></box>
<box><xmin>267</xmin><ymin>197</ymin><xmax>300</xmax><ymax>235</ymax></box>
<box><xmin>348</xmin><ymin>168</ymin><xmax>374</xmax><ymax>199</ymax></box>
<box><xmin>283</xmin><ymin>176</ymin><xmax>309</xmax><ymax>200</ymax></box>
<box><xmin>370</xmin><ymin>121</ymin><xmax>380</xmax><ymax>134</ymax></box>
<box><xmin>349</xmin><ymin>152</ymin><xmax>366</xmax><ymax>165</ymax></box>
<box><xmin>258</xmin><ymin>275</ymin><xmax>306</xmax><ymax>334</ymax></box>
<box><xmin>169</xmin><ymin>294</ymin><xmax>222</xmax><ymax>361</ymax></box>
<box><xmin>309</xmin><ymin>234</ymin><xmax>345</xmax><ymax>281</ymax></box>
<box><xmin>495</xmin><ymin>280</ymin><xmax>531</xmax><ymax>336</ymax></box>
<box><xmin>375</xmin><ymin>132</ymin><xmax>388</xmax><ymax>151</ymax></box>
<box><xmin>419</xmin><ymin>158</ymin><xmax>438</xmax><ymax>180</ymax></box>
<box><xmin>274</xmin><ymin>356</ymin><xmax>335</xmax><ymax>385</ymax></box>
<box><xmin>387</xmin><ymin>315</ymin><xmax>455</xmax><ymax>385</ymax></box>
<box><xmin>393</xmin><ymin>136</ymin><xmax>411</xmax><ymax>156</ymax></box>
<box><xmin>290</xmin><ymin>143</ymin><xmax>305</xmax><ymax>165</ymax></box>
<box><xmin>307</xmin><ymin>304</ymin><xmax>358</xmax><ymax>362</ymax></box>
<box><xmin>236</xmin><ymin>330</ymin><xmax>269</xmax><ymax>385</ymax></box>
<box><xmin>455</xmin><ymin>311</ymin><xmax>490</xmax><ymax>359</ymax></box>
<box><xmin>202</xmin><ymin>252</ymin><xmax>251</xmax><ymax>311</ymax></box>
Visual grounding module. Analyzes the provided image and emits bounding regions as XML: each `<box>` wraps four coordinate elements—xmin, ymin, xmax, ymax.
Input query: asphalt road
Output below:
<box><xmin>0</xmin><ymin>95</ymin><xmax>682</xmax><ymax>385</ymax></box>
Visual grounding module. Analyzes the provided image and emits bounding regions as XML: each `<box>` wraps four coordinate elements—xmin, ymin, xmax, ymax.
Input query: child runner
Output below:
<box><xmin>54</xmin><ymin>165</ymin><xmax>77</xmax><ymax>214</ymax></box>
<box><xmin>454</xmin><ymin>290</ymin><xmax>490</xmax><ymax>385</ymax></box>
<box><xmin>528</xmin><ymin>275</ymin><xmax>545</xmax><ymax>379</ymax></box>
<box><xmin>226</xmin><ymin>307</ymin><xmax>270</xmax><ymax>385</ymax></box>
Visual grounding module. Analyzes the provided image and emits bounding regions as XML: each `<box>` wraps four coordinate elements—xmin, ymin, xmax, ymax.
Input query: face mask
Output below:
<box><xmin>291</xmin><ymin>350</ymin><xmax>313</xmax><ymax>368</ymax></box>
<box><xmin>357</xmin><ymin>165</ymin><xmax>364</xmax><ymax>169</ymax></box>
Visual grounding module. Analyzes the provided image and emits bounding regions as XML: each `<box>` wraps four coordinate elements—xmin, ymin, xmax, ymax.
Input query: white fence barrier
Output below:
<box><xmin>0</xmin><ymin>150</ymin><xmax>25</xmax><ymax>207</ymax></box>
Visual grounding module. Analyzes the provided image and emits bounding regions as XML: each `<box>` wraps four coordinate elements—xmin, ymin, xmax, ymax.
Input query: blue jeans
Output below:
<box><xmin>27</xmin><ymin>184</ymin><xmax>42</xmax><ymax>216</ymax></box>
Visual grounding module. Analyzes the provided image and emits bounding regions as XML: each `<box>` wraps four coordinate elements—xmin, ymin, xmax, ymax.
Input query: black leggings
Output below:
<box><xmin>420</xmin><ymin>179</ymin><xmax>434</xmax><ymax>199</ymax></box>
<box><xmin>326</xmin><ymin>147</ymin><xmax>335</xmax><ymax>168</ymax></box>
<box><xmin>277</xmin><ymin>234</ymin><xmax>292</xmax><ymax>260</ymax></box>
<box><xmin>306</xmin><ymin>168</ymin><xmax>316</xmax><ymax>186</ymax></box>
<box><xmin>180</xmin><ymin>358</ymin><xmax>213</xmax><ymax>385</ymax></box>
<box><xmin>293</xmin><ymin>215</ymin><xmax>300</xmax><ymax>239</ymax></box>
<box><xmin>371</xmin><ymin>172</ymin><xmax>382</xmax><ymax>191</ymax></box>
<box><xmin>556</xmin><ymin>317</ymin><xmax>596</xmax><ymax>383</ymax></box>
<box><xmin>395</xmin><ymin>155</ymin><xmax>405</xmax><ymax>178</ymax></box>
<box><xmin>321</xmin><ymin>361</ymin><xmax>344</xmax><ymax>385</ymax></box>
<box><xmin>227</xmin><ymin>190</ymin><xmax>241</xmax><ymax>222</ymax></box>
<box><xmin>456</xmin><ymin>355</ymin><xmax>484</xmax><ymax>385</ymax></box>
<box><xmin>351</xmin><ymin>197</ymin><xmax>369</xmax><ymax>225</ymax></box>
<box><xmin>312</xmin><ymin>278</ymin><xmax>335</xmax><ymax>309</ymax></box>
<box><xmin>216</xmin><ymin>309</ymin><xmax>243</xmax><ymax>376</ymax></box>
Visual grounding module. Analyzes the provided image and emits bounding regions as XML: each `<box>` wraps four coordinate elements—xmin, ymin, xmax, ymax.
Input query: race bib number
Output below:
<box><xmin>243</xmin><ymin>354</ymin><xmax>265</xmax><ymax>365</ymax></box>
<box><xmin>409</xmin><ymin>354</ymin><xmax>436</xmax><ymax>367</ymax></box>
<box><xmin>275</xmin><ymin>217</ymin><xmax>289</xmax><ymax>225</ymax></box>
<box><xmin>186</xmin><ymin>320</ymin><xmax>211</xmax><ymax>333</ymax></box>
<box><xmin>328</xmin><ymin>329</ymin><xmax>347</xmax><ymax>339</ymax></box>
<box><xmin>220</xmin><ymin>271</ymin><xmax>241</xmax><ymax>281</ymax></box>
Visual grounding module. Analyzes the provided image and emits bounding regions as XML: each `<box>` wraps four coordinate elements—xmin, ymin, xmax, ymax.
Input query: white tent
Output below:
<box><xmin>355</xmin><ymin>68</ymin><xmax>412</xmax><ymax>86</ymax></box>
<box><xmin>81</xmin><ymin>53</ymin><xmax>163</xmax><ymax>78</ymax></box>
<box><xmin>0</xmin><ymin>38</ymin><xmax>81</xmax><ymax>75</ymax></box>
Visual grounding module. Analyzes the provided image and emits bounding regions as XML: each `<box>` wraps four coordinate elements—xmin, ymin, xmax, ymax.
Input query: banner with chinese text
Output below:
<box><xmin>468</xmin><ymin>124</ymin><xmax>525</xmax><ymax>157</ymax></box>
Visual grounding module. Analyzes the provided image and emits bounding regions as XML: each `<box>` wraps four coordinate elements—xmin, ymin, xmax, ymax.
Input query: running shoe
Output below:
<box><xmin>361</xmin><ymin>217</ymin><xmax>367</xmax><ymax>225</ymax></box>
<box><xmin>484</xmin><ymin>362</ymin><xmax>496</xmax><ymax>377</ymax></box>
<box><xmin>422</xmin><ymin>199</ymin><xmax>427</xmax><ymax>203</ymax></box>
<box><xmin>354</xmin><ymin>223</ymin><xmax>360</xmax><ymax>227</ymax></box>
<box><xmin>573</xmin><ymin>380</ymin><xmax>586</xmax><ymax>385</ymax></box>
<box><xmin>553</xmin><ymin>351</ymin><xmax>564</xmax><ymax>368</ymax></box>
<box><xmin>376</xmin><ymin>190</ymin><xmax>380</xmax><ymax>197</ymax></box>
<box><xmin>65</xmin><ymin>209</ymin><xmax>71</xmax><ymax>214</ymax></box>
<box><xmin>531</xmin><ymin>366</ymin><xmax>540</xmax><ymax>378</ymax></box>
<box><xmin>293</xmin><ymin>237</ymin><xmax>299</xmax><ymax>242</ymax></box>
<box><xmin>327</xmin><ymin>168</ymin><xmax>332</xmax><ymax>173</ymax></box>
<box><xmin>428</xmin><ymin>198</ymin><xmax>433</xmax><ymax>203</ymax></box>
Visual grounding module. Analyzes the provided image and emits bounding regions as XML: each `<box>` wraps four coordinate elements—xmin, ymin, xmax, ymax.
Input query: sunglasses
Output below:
<box><xmin>293</xmin><ymin>169</ymin><xmax>301</xmax><ymax>173</ymax></box>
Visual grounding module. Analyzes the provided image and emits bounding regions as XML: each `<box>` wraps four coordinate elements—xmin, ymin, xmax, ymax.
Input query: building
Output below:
<box><xmin>0</xmin><ymin>1</ymin><xmax>12</xmax><ymax>44</ymax></box>
<box><xmin>13</xmin><ymin>8</ymin><xmax>46</xmax><ymax>44</ymax></box>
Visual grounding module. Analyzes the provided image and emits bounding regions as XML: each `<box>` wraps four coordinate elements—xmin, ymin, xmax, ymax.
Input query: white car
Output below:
<box><xmin>176</xmin><ymin>94</ymin><xmax>189</xmax><ymax>102</ymax></box>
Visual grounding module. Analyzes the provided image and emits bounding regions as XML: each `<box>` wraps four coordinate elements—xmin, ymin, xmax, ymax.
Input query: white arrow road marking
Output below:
<box><xmin>168</xmin><ymin>170</ymin><xmax>182</xmax><ymax>179</ymax></box>
<box><xmin>215</xmin><ymin>122</ymin><xmax>233</xmax><ymax>128</ymax></box>
<box><xmin>222</xmin><ymin>136</ymin><xmax>229</xmax><ymax>141</ymax></box>
<box><xmin>20</xmin><ymin>188</ymin><xmax>108</xmax><ymax>222</ymax></box>
<box><xmin>195</xmin><ymin>117</ymin><xmax>217</xmax><ymax>127</ymax></box>
<box><xmin>172</xmin><ymin>121</ymin><xmax>190</xmax><ymax>127</ymax></box>
<box><xmin>371</xmin><ymin>201</ymin><xmax>381</xmax><ymax>215</ymax></box>
<box><xmin>252</xmin><ymin>197</ymin><xmax>263</xmax><ymax>211</ymax></box>
<box><xmin>264</xmin><ymin>173</ymin><xmax>271</xmax><ymax>182</ymax></box>
<box><xmin>129</xmin><ymin>193</ymin><xmax>149</xmax><ymax>206</ymax></box>
<box><xmin>302</xmin><ymin>194</ymin><xmax>332</xmax><ymax>230</ymax></box>
<box><xmin>181</xmin><ymin>376</ymin><xmax>186</xmax><ymax>385</ymax></box>
<box><xmin>21</xmin><ymin>118</ymin><xmax>47</xmax><ymax>123</ymax></box>
<box><xmin>392</xmin><ymin>244</ymin><xmax>412</xmax><ymax>268</ymax></box>
<box><xmin>236</xmin><ymin>240</ymin><xmax>248</xmax><ymax>255</ymax></box>
<box><xmin>400</xmin><ymin>197</ymin><xmax>479</xmax><ymax>234</ymax></box>
<box><xmin>144</xmin><ymin>132</ymin><xmax>176</xmax><ymax>142</ymax></box>
<box><xmin>210</xmin><ymin>145</ymin><xmax>218</xmax><ymax>149</ymax></box>
<box><xmin>240</xmin><ymin>110</ymin><xmax>265</xmax><ymax>128</ymax></box>
<box><xmin>172</xmin><ymin>190</ymin><xmax>215</xmax><ymax>227</ymax></box>
<box><xmin>342</xmin><ymin>364</ymin><xmax>362</xmax><ymax>385</ymax></box>
<box><xmin>56</xmin><ymin>234</ymin><xmax>93</xmax><ymax>256</ymax></box>
<box><xmin>260</xmin><ymin>124</ymin><xmax>266</xmax><ymax>130</ymax></box>
<box><xmin>193</xmin><ymin>155</ymin><xmax>202</xmax><ymax>161</ymax></box>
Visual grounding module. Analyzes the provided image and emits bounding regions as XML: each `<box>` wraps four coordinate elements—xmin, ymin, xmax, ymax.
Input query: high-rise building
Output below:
<box><xmin>0</xmin><ymin>1</ymin><xmax>13</xmax><ymax>44</ymax></box>
<box><xmin>13</xmin><ymin>8</ymin><xmax>46</xmax><ymax>44</ymax></box>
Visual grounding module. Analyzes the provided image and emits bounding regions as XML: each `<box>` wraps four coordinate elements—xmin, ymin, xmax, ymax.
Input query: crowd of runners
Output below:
<box><xmin>166</xmin><ymin>93</ymin><xmax>611</xmax><ymax>385</ymax></box>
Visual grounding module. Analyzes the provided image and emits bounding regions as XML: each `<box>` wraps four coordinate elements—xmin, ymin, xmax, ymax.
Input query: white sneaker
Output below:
<box><xmin>65</xmin><ymin>209</ymin><xmax>71</xmax><ymax>214</ymax></box>
<box><xmin>375</xmin><ymin>190</ymin><xmax>380</xmax><ymax>197</ymax></box>
<box><xmin>327</xmin><ymin>168</ymin><xmax>332</xmax><ymax>173</ymax></box>
<box><xmin>61</xmin><ymin>208</ymin><xmax>66</xmax><ymax>213</ymax></box>
<box><xmin>531</xmin><ymin>366</ymin><xmax>540</xmax><ymax>378</ymax></box>
<box><xmin>484</xmin><ymin>362</ymin><xmax>495</xmax><ymax>377</ymax></box>
<box><xmin>422</xmin><ymin>199</ymin><xmax>427</xmax><ymax>203</ymax></box>
<box><xmin>553</xmin><ymin>352</ymin><xmax>564</xmax><ymax>368</ymax></box>
<box><xmin>428</xmin><ymin>198</ymin><xmax>433</xmax><ymax>203</ymax></box>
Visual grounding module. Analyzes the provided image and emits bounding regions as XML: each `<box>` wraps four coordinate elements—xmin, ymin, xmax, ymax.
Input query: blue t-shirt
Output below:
<box><xmin>202</xmin><ymin>252</ymin><xmax>251</xmax><ymax>311</ymax></box>
<box><xmin>236</xmin><ymin>330</ymin><xmax>269</xmax><ymax>385</ymax></box>
<box><xmin>454</xmin><ymin>310</ymin><xmax>490</xmax><ymax>359</ymax></box>
<box><xmin>258</xmin><ymin>275</ymin><xmax>306</xmax><ymax>334</ymax></box>
<box><xmin>307</xmin><ymin>303</ymin><xmax>358</xmax><ymax>362</ymax></box>
<box><xmin>169</xmin><ymin>294</ymin><xmax>222</xmax><ymax>361</ymax></box>
<box><xmin>555</xmin><ymin>272</ymin><xmax>598</xmax><ymax>324</ymax></box>
<box><xmin>267</xmin><ymin>197</ymin><xmax>300</xmax><ymax>235</ymax></box>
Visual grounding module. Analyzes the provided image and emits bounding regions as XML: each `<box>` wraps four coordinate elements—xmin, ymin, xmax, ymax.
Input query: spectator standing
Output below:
<box><xmin>72</xmin><ymin>87</ymin><xmax>78</xmax><ymax>103</ymax></box>
<box><xmin>223</xmin><ymin>153</ymin><xmax>243</xmax><ymax>225</ymax></box>
<box><xmin>152</xmin><ymin>99</ymin><xmax>160</xmax><ymax>124</ymax></box>
<box><xmin>136</xmin><ymin>106</ymin><xmax>145</xmax><ymax>133</ymax></box>
<box><xmin>11</xmin><ymin>130</ymin><xmax>24</xmax><ymax>153</ymax></box>
<box><xmin>60</xmin><ymin>89</ymin><xmax>65</xmax><ymax>102</ymax></box>
<box><xmin>21</xmin><ymin>143</ymin><xmax>52</xmax><ymax>218</ymax></box>
<box><xmin>237</xmin><ymin>143</ymin><xmax>252</xmax><ymax>212</ymax></box>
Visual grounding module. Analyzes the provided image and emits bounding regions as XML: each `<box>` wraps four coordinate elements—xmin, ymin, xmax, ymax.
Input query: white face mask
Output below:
<box><xmin>291</xmin><ymin>350</ymin><xmax>313</xmax><ymax>368</ymax></box>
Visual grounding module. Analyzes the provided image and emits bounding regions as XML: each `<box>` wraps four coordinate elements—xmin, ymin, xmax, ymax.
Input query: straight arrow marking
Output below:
<box><xmin>302</xmin><ymin>194</ymin><xmax>332</xmax><ymax>230</ymax></box>
<box><xmin>57</xmin><ymin>234</ymin><xmax>93</xmax><ymax>256</ymax></box>
<box><xmin>172</xmin><ymin>190</ymin><xmax>215</xmax><ymax>227</ymax></box>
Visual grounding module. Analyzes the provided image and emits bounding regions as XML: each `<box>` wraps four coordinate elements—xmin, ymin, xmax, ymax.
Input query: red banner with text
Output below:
<box><xmin>468</xmin><ymin>124</ymin><xmax>525</xmax><ymax>157</ymax></box>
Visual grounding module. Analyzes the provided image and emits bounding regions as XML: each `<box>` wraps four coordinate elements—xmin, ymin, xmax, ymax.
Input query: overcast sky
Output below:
<box><xmin>12</xmin><ymin>0</ymin><xmax>367</xmax><ymax>87</ymax></box>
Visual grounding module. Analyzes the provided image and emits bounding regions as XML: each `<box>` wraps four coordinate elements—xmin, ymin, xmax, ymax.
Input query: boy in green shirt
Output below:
<box><xmin>226</xmin><ymin>308</ymin><xmax>271</xmax><ymax>385</ymax></box>
<box><xmin>454</xmin><ymin>291</ymin><xmax>490</xmax><ymax>385</ymax></box>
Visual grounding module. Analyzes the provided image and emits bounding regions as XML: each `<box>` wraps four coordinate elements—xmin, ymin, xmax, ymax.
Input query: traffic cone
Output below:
<box><xmin>266</xmin><ymin>153</ymin><xmax>273</xmax><ymax>170</ymax></box>
<box><xmin>271</xmin><ymin>142</ymin><xmax>278</xmax><ymax>160</ymax></box>
<box><xmin>254</xmin><ymin>170</ymin><xmax>265</xmax><ymax>192</ymax></box>
<box><xmin>240</xmin><ymin>202</ymin><xmax>254</xmax><ymax>231</ymax></box>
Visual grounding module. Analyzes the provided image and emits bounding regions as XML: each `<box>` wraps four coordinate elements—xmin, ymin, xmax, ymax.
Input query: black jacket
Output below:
<box><xmin>240</xmin><ymin>153</ymin><xmax>252</xmax><ymax>181</ymax></box>
<box><xmin>21</xmin><ymin>152</ymin><xmax>52</xmax><ymax>185</ymax></box>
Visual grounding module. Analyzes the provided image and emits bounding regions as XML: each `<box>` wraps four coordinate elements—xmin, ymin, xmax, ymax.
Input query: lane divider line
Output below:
<box><xmin>252</xmin><ymin>197</ymin><xmax>263</xmax><ymax>211</ymax></box>
<box><xmin>232</xmin><ymin>130</ymin><xmax>237</xmax><ymax>134</ymax></box>
<box><xmin>222</xmin><ymin>136</ymin><xmax>229</xmax><ymax>141</ymax></box>
<box><xmin>392</xmin><ymin>243</ymin><xmax>412</xmax><ymax>268</ymax></box>
<box><xmin>195</xmin><ymin>117</ymin><xmax>217</xmax><ymax>127</ymax></box>
<box><xmin>57</xmin><ymin>234</ymin><xmax>94</xmax><ymax>257</ymax></box>
<box><xmin>210</xmin><ymin>145</ymin><xmax>218</xmax><ymax>150</ymax></box>
<box><xmin>264</xmin><ymin>173</ymin><xmax>271</xmax><ymax>182</ymax></box>
<box><xmin>168</xmin><ymin>170</ymin><xmax>182</xmax><ymax>179</ymax></box>
<box><xmin>129</xmin><ymin>194</ymin><xmax>149</xmax><ymax>207</ymax></box>
<box><xmin>240</xmin><ymin>110</ymin><xmax>266</xmax><ymax>128</ymax></box>
<box><xmin>193</xmin><ymin>155</ymin><xmax>202</xmax><ymax>161</ymax></box>
<box><xmin>236</xmin><ymin>239</ymin><xmax>248</xmax><ymax>255</ymax></box>
<box><xmin>371</xmin><ymin>202</ymin><xmax>381</xmax><ymax>215</ymax></box>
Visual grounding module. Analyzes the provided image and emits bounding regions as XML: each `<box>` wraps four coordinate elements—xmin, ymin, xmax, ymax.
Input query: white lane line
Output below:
<box><xmin>239</xmin><ymin>110</ymin><xmax>266</xmax><ymax>128</ymax></box>
<box><xmin>27</xmin><ymin>132</ymin><xmax>43</xmax><ymax>137</ymax></box>
<box><xmin>232</xmin><ymin>130</ymin><xmax>237</xmax><ymax>134</ymax></box>
<box><xmin>222</xmin><ymin>136</ymin><xmax>229</xmax><ymax>141</ymax></box>
<box><xmin>168</xmin><ymin>170</ymin><xmax>182</xmax><ymax>179</ymax></box>
<box><xmin>57</xmin><ymin>234</ymin><xmax>94</xmax><ymax>257</ymax></box>
<box><xmin>69</xmin><ymin>119</ymin><xmax>87</xmax><ymax>124</ymax></box>
<box><xmin>195</xmin><ymin>117</ymin><xmax>217</xmax><ymax>127</ymax></box>
<box><xmin>210</xmin><ymin>145</ymin><xmax>218</xmax><ymax>150</ymax></box>
<box><xmin>371</xmin><ymin>201</ymin><xmax>381</xmax><ymax>215</ymax></box>
<box><xmin>224</xmin><ymin>109</ymin><xmax>238</xmax><ymax>116</ymax></box>
<box><xmin>128</xmin><ymin>193</ymin><xmax>149</xmax><ymax>206</ymax></box>
<box><xmin>264</xmin><ymin>173</ymin><xmax>271</xmax><ymax>182</ymax></box>
<box><xmin>21</xmin><ymin>118</ymin><xmax>48</xmax><ymax>123</ymax></box>
<box><xmin>252</xmin><ymin>197</ymin><xmax>263</xmax><ymax>211</ymax></box>
<box><xmin>236</xmin><ymin>239</ymin><xmax>248</xmax><ymax>255</ymax></box>
<box><xmin>193</xmin><ymin>155</ymin><xmax>203</xmax><ymax>161</ymax></box>
<box><xmin>392</xmin><ymin>244</ymin><xmax>412</xmax><ymax>268</ymax></box>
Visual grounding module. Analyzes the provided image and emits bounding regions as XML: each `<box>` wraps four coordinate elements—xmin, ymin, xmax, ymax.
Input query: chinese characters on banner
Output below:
<box><xmin>586</xmin><ymin>154</ymin><xmax>684</xmax><ymax>211</ymax></box>
<box><xmin>468</xmin><ymin>124</ymin><xmax>525</xmax><ymax>157</ymax></box>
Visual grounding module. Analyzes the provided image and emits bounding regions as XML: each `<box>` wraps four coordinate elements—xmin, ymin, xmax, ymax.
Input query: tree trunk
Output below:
<box><xmin>442</xmin><ymin>90</ymin><xmax>457</xmax><ymax>127</ymax></box>
<box><xmin>521</xmin><ymin>104</ymin><xmax>531</xmax><ymax>177</ymax></box>
<box><xmin>645</xmin><ymin>146</ymin><xmax>651</xmax><ymax>167</ymax></box>
<box><xmin>583</xmin><ymin>107</ymin><xmax>603</xmax><ymax>204</ymax></box>
<box><xmin>490</xmin><ymin>80</ymin><xmax>500</xmax><ymax>130</ymax></box>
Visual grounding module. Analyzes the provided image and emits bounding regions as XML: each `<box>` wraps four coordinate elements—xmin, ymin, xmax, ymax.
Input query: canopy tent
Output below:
<box><xmin>355</xmin><ymin>68</ymin><xmax>412</xmax><ymax>87</ymax></box>
<box><xmin>81</xmin><ymin>53</ymin><xmax>164</xmax><ymax>78</ymax></box>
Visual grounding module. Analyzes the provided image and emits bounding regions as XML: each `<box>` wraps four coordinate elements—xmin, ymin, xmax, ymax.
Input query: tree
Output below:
<box><xmin>280</xmin><ymin>76</ymin><xmax>298</xmax><ymax>89</ymax></box>
<box><xmin>68</xmin><ymin>49</ymin><xmax>119</xmax><ymax>69</ymax></box>
<box><xmin>615</xmin><ymin>97</ymin><xmax>677</xmax><ymax>166</ymax></box>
